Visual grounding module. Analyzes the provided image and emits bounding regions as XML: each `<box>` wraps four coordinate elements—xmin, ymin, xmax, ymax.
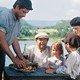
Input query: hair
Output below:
<box><xmin>65</xmin><ymin>33</ymin><xmax>80</xmax><ymax>48</ymax></box>
<box><xmin>13</xmin><ymin>0</ymin><xmax>33</xmax><ymax>10</ymax></box>
<box><xmin>51</xmin><ymin>41</ymin><xmax>63</xmax><ymax>55</ymax></box>
<box><xmin>70</xmin><ymin>17</ymin><xmax>80</xmax><ymax>26</ymax></box>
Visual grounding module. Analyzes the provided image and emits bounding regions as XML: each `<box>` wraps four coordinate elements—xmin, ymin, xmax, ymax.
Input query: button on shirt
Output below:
<box><xmin>0</xmin><ymin>7</ymin><xmax>21</xmax><ymax>45</ymax></box>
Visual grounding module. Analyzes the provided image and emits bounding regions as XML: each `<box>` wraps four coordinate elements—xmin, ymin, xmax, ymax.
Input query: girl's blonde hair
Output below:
<box><xmin>51</xmin><ymin>41</ymin><xmax>63</xmax><ymax>55</ymax></box>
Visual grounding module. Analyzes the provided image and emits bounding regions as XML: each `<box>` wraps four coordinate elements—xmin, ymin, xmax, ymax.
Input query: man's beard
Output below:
<box><xmin>15</xmin><ymin>13</ymin><xmax>20</xmax><ymax>20</ymax></box>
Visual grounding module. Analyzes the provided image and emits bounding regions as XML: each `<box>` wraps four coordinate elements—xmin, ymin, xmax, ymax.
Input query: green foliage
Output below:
<box><xmin>51</xmin><ymin>20</ymin><xmax>72</xmax><ymax>38</ymax></box>
<box><xmin>19</xmin><ymin>19</ymin><xmax>72</xmax><ymax>39</ymax></box>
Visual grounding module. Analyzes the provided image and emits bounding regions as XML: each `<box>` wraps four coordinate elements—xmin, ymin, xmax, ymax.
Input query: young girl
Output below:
<box><xmin>45</xmin><ymin>41</ymin><xmax>64</xmax><ymax>73</ymax></box>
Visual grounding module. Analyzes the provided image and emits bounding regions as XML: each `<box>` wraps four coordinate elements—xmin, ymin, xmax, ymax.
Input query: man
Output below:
<box><xmin>70</xmin><ymin>17</ymin><xmax>80</xmax><ymax>36</ymax></box>
<box><xmin>0</xmin><ymin>0</ymin><xmax>33</xmax><ymax>79</ymax></box>
<box><xmin>70</xmin><ymin>17</ymin><xmax>80</xmax><ymax>53</ymax></box>
<box><xmin>25</xmin><ymin>32</ymin><xmax>50</xmax><ymax>67</ymax></box>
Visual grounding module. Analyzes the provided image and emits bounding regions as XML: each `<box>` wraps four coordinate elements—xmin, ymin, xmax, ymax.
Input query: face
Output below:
<box><xmin>51</xmin><ymin>47</ymin><xmax>60</xmax><ymax>56</ymax></box>
<box><xmin>36</xmin><ymin>38</ymin><xmax>48</xmax><ymax>50</ymax></box>
<box><xmin>14</xmin><ymin>5</ymin><xmax>30</xmax><ymax>19</ymax></box>
<box><xmin>72</xmin><ymin>26</ymin><xmax>80</xmax><ymax>36</ymax></box>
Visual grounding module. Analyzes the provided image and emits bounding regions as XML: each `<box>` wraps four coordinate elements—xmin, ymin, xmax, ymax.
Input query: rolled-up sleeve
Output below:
<box><xmin>0</xmin><ymin>27</ymin><xmax>6</xmax><ymax>33</ymax></box>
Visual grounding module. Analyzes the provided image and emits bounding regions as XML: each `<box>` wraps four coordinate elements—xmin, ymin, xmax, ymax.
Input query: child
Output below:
<box><xmin>45</xmin><ymin>41</ymin><xmax>64</xmax><ymax>72</ymax></box>
<box><xmin>46</xmin><ymin>33</ymin><xmax>80</xmax><ymax>80</ymax></box>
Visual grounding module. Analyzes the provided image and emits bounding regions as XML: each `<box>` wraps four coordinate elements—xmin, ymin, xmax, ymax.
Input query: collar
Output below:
<box><xmin>10</xmin><ymin>9</ymin><xmax>20</xmax><ymax>21</ymax></box>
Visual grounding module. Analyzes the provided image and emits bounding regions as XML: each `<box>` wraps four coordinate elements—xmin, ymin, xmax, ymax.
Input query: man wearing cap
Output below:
<box><xmin>70</xmin><ymin>17</ymin><xmax>80</xmax><ymax>53</ymax></box>
<box><xmin>70</xmin><ymin>17</ymin><xmax>80</xmax><ymax>36</ymax></box>
<box><xmin>0</xmin><ymin>0</ymin><xmax>33</xmax><ymax>79</ymax></box>
<box><xmin>25</xmin><ymin>32</ymin><xmax>50</xmax><ymax>67</ymax></box>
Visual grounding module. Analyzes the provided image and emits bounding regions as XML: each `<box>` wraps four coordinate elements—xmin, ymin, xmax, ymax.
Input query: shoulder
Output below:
<box><xmin>0</xmin><ymin>7</ymin><xmax>12</xmax><ymax>22</ymax></box>
<box><xmin>0</xmin><ymin>7</ymin><xmax>10</xmax><ymax>16</ymax></box>
<box><xmin>46</xmin><ymin>45</ymin><xmax>50</xmax><ymax>48</ymax></box>
<box><xmin>67</xmin><ymin>51</ymin><xmax>79</xmax><ymax>61</ymax></box>
<box><xmin>60</xmin><ymin>56</ymin><xmax>64</xmax><ymax>61</ymax></box>
<box><xmin>70</xmin><ymin>51</ymin><xmax>79</xmax><ymax>57</ymax></box>
<box><xmin>46</xmin><ymin>46</ymin><xmax>50</xmax><ymax>50</ymax></box>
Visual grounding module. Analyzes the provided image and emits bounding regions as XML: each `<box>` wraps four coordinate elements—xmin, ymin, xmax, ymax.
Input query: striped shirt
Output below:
<box><xmin>56</xmin><ymin>50</ymin><xmax>80</xmax><ymax>79</ymax></box>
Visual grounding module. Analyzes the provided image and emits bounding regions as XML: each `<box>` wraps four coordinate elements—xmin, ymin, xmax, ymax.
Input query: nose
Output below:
<box><xmin>23</xmin><ymin>14</ymin><xmax>26</xmax><ymax>17</ymax></box>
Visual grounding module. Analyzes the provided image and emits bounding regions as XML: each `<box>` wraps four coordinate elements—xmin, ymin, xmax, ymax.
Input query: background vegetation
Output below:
<box><xmin>19</xmin><ymin>19</ymin><xmax>72</xmax><ymax>40</ymax></box>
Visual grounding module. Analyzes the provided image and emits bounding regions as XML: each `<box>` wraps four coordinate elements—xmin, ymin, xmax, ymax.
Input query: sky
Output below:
<box><xmin>0</xmin><ymin>0</ymin><xmax>80</xmax><ymax>21</ymax></box>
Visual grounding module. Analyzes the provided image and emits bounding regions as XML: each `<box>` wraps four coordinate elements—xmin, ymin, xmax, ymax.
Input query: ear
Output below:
<box><xmin>15</xmin><ymin>5</ymin><xmax>20</xmax><ymax>10</ymax></box>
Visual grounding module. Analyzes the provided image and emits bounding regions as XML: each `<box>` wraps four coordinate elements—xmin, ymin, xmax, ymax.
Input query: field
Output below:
<box><xmin>30</xmin><ymin>28</ymin><xmax>58</xmax><ymax>34</ymax></box>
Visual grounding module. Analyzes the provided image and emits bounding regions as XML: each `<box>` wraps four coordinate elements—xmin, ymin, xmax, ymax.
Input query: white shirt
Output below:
<box><xmin>56</xmin><ymin>50</ymin><xmax>80</xmax><ymax>79</ymax></box>
<box><xmin>47</xmin><ymin>56</ymin><xmax>64</xmax><ymax>69</ymax></box>
<box><xmin>25</xmin><ymin>45</ymin><xmax>50</xmax><ymax>67</ymax></box>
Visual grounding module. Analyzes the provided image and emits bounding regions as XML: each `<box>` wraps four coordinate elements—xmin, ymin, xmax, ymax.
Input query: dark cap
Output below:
<box><xmin>64</xmin><ymin>33</ymin><xmax>80</xmax><ymax>48</ymax></box>
<box><xmin>14</xmin><ymin>0</ymin><xmax>33</xmax><ymax>10</ymax></box>
<box><xmin>70</xmin><ymin>17</ymin><xmax>80</xmax><ymax>26</ymax></box>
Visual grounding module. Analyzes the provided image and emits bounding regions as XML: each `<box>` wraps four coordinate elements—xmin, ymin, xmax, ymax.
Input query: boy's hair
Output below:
<box><xmin>64</xmin><ymin>33</ymin><xmax>80</xmax><ymax>48</ymax></box>
<box><xmin>13</xmin><ymin>0</ymin><xmax>33</xmax><ymax>10</ymax></box>
<box><xmin>70</xmin><ymin>17</ymin><xmax>80</xmax><ymax>26</ymax></box>
<box><xmin>51</xmin><ymin>41</ymin><xmax>63</xmax><ymax>55</ymax></box>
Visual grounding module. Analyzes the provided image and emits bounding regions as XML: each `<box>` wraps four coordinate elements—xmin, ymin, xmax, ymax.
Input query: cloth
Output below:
<box><xmin>25</xmin><ymin>45</ymin><xmax>50</xmax><ymax>67</ymax></box>
<box><xmin>47</xmin><ymin>55</ymin><xmax>64</xmax><ymax>69</ymax></box>
<box><xmin>0</xmin><ymin>7</ymin><xmax>21</xmax><ymax>45</ymax></box>
<box><xmin>56</xmin><ymin>50</ymin><xmax>80</xmax><ymax>79</ymax></box>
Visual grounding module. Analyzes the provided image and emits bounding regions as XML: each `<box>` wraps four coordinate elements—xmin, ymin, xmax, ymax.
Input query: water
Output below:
<box><xmin>5</xmin><ymin>39</ymin><xmax>68</xmax><ymax>66</ymax></box>
<box><xmin>5</xmin><ymin>40</ymin><xmax>36</xmax><ymax>66</ymax></box>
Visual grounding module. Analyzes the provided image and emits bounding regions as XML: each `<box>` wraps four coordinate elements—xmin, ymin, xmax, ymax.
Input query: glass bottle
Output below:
<box><xmin>23</xmin><ymin>44</ymin><xmax>28</xmax><ymax>59</ymax></box>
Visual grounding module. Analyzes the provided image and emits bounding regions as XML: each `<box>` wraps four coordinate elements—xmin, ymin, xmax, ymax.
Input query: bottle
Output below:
<box><xmin>23</xmin><ymin>44</ymin><xmax>28</xmax><ymax>59</ymax></box>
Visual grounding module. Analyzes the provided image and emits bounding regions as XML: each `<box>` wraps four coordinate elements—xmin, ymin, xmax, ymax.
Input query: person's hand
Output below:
<box><xmin>13</xmin><ymin>57</ymin><xmax>27</xmax><ymax>69</ymax></box>
<box><xmin>22</xmin><ymin>58</ymin><xmax>30</xmax><ymax>65</ymax></box>
<box><xmin>45</xmin><ymin>68</ymin><xmax>56</xmax><ymax>74</ymax></box>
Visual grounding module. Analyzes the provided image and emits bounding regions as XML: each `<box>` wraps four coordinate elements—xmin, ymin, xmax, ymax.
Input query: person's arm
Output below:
<box><xmin>0</xmin><ymin>31</ymin><xmax>26</xmax><ymax>68</ymax></box>
<box><xmin>56</xmin><ymin>54</ymin><xmax>76</xmax><ymax>75</ymax></box>
<box><xmin>12</xmin><ymin>38</ymin><xmax>30</xmax><ymax>64</ymax></box>
<box><xmin>0</xmin><ymin>31</ymin><xmax>16</xmax><ymax>61</ymax></box>
<box><xmin>12</xmin><ymin>38</ymin><xmax>24</xmax><ymax>60</ymax></box>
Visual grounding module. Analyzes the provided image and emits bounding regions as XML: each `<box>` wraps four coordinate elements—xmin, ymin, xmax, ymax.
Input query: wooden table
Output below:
<box><xmin>4</xmin><ymin>67</ymin><xmax>71</xmax><ymax>80</ymax></box>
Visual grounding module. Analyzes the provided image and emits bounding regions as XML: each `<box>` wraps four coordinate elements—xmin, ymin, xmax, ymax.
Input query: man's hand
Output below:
<box><xmin>22</xmin><ymin>58</ymin><xmax>30</xmax><ymax>65</ymax></box>
<box><xmin>13</xmin><ymin>57</ymin><xmax>27</xmax><ymax>69</ymax></box>
<box><xmin>14</xmin><ymin>56</ymin><xmax>30</xmax><ymax>69</ymax></box>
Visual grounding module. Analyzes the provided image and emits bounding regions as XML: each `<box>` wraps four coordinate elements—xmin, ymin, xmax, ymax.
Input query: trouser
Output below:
<box><xmin>0</xmin><ymin>48</ymin><xmax>5</xmax><ymax>80</ymax></box>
